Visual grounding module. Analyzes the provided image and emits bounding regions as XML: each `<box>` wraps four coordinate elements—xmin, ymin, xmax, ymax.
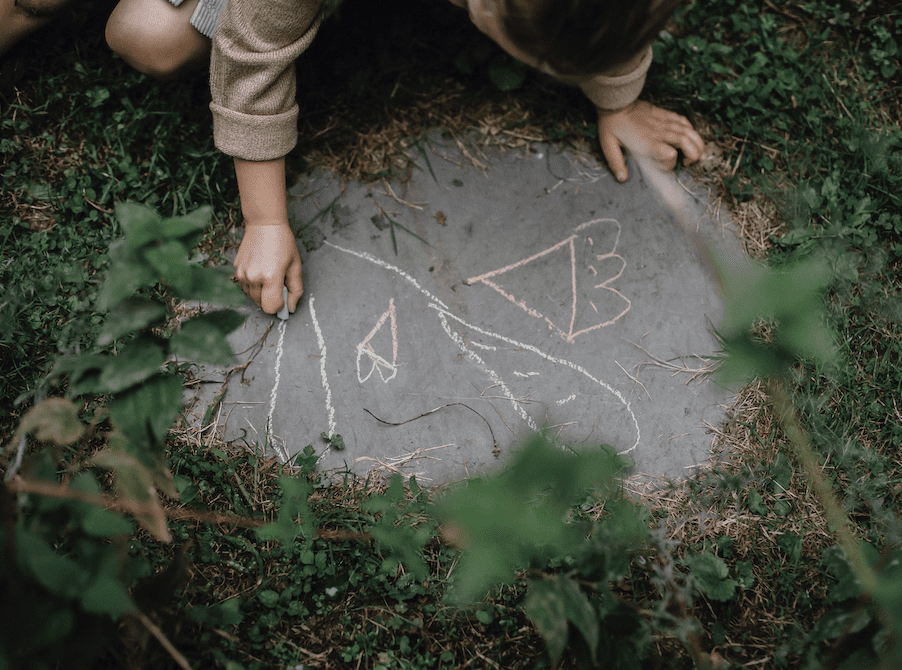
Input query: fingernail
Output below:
<box><xmin>617</xmin><ymin>171</ymin><xmax>627</xmax><ymax>182</ymax></box>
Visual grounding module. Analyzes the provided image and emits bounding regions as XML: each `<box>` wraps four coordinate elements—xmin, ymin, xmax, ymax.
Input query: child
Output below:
<box><xmin>5</xmin><ymin>0</ymin><xmax>704</xmax><ymax>315</ymax></box>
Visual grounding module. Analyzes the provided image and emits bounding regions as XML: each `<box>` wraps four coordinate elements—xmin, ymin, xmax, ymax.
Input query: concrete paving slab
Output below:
<box><xmin>187</xmin><ymin>132</ymin><xmax>744</xmax><ymax>484</ymax></box>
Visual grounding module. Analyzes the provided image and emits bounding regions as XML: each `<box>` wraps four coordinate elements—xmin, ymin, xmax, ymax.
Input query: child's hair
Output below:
<box><xmin>499</xmin><ymin>0</ymin><xmax>683</xmax><ymax>76</ymax></box>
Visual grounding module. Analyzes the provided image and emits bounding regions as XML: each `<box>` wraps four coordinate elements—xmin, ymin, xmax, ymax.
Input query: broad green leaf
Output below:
<box><xmin>81</xmin><ymin>506</ymin><xmax>134</xmax><ymax>538</ymax></box>
<box><xmin>822</xmin><ymin>543</ymin><xmax>881</xmax><ymax>603</ymax></box>
<box><xmin>257</xmin><ymin>589</ymin><xmax>280</xmax><ymax>608</ymax></box>
<box><xmin>683</xmin><ymin>552</ymin><xmax>738</xmax><ymax>602</ymax></box>
<box><xmin>144</xmin><ymin>240</ymin><xmax>191</xmax><ymax>292</ymax></box>
<box><xmin>806</xmin><ymin>605</ymin><xmax>872</xmax><ymax>642</ymax></box>
<box><xmin>715</xmin><ymin>254</ymin><xmax>839</xmax><ymax>384</ymax></box>
<box><xmin>92</xmin><ymin>432</ymin><xmax>172</xmax><ymax>542</ymax></box>
<box><xmin>110</xmin><ymin>373</ymin><xmax>183</xmax><ymax>447</ymax></box>
<box><xmin>97</xmin><ymin>241</ymin><xmax>157</xmax><ymax>311</ymax></box>
<box><xmin>97</xmin><ymin>298</ymin><xmax>167</xmax><ymax>346</ymax></box>
<box><xmin>118</xmin><ymin>202</ymin><xmax>165</xmax><ymax>251</ymax></box>
<box><xmin>197</xmin><ymin>309</ymin><xmax>246</xmax><ymax>335</ymax></box>
<box><xmin>169</xmin><ymin>316</ymin><xmax>235</xmax><ymax>365</ymax></box>
<box><xmin>172</xmin><ymin>265</ymin><xmax>245</xmax><ymax>305</ymax></box>
<box><xmin>15</xmin><ymin>527</ymin><xmax>89</xmax><ymax>599</ymax></box>
<box><xmin>556</xmin><ymin>576</ymin><xmax>600</xmax><ymax>663</ymax></box>
<box><xmin>776</xmin><ymin>531</ymin><xmax>802</xmax><ymax>561</ymax></box>
<box><xmin>187</xmin><ymin>598</ymin><xmax>244</xmax><ymax>626</ymax></box>
<box><xmin>439</xmin><ymin>438</ymin><xmax>625</xmax><ymax>604</ymax></box>
<box><xmin>81</xmin><ymin>574</ymin><xmax>136</xmax><ymax>619</ymax></box>
<box><xmin>17</xmin><ymin>397</ymin><xmax>83</xmax><ymax>445</ymax></box>
<box><xmin>523</xmin><ymin>577</ymin><xmax>569</xmax><ymax>665</ymax></box>
<box><xmin>256</xmin><ymin>476</ymin><xmax>314</xmax><ymax>546</ymax></box>
<box><xmin>97</xmin><ymin>336</ymin><xmax>166</xmax><ymax>394</ymax></box>
<box><xmin>159</xmin><ymin>206</ymin><xmax>212</xmax><ymax>241</ymax></box>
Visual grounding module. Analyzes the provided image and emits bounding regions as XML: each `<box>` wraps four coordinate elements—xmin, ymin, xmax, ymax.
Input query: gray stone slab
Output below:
<box><xmin>187</xmin><ymin>132</ymin><xmax>743</xmax><ymax>484</ymax></box>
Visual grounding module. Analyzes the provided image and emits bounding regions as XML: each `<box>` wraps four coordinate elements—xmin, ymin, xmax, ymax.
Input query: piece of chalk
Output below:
<box><xmin>277</xmin><ymin>286</ymin><xmax>290</xmax><ymax>320</ymax></box>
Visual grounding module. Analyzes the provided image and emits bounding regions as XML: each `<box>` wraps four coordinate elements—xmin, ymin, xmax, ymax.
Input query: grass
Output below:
<box><xmin>1</xmin><ymin>0</ymin><xmax>901</xmax><ymax>668</ymax></box>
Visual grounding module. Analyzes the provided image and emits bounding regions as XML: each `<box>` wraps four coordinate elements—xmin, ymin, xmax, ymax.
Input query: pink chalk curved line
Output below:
<box><xmin>356</xmin><ymin>298</ymin><xmax>399</xmax><ymax>383</ymax></box>
<box><xmin>322</xmin><ymin>241</ymin><xmax>640</xmax><ymax>455</ymax></box>
<box><xmin>465</xmin><ymin>218</ymin><xmax>630</xmax><ymax>343</ymax></box>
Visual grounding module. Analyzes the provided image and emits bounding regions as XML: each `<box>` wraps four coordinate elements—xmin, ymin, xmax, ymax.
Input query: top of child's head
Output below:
<box><xmin>466</xmin><ymin>0</ymin><xmax>683</xmax><ymax>77</ymax></box>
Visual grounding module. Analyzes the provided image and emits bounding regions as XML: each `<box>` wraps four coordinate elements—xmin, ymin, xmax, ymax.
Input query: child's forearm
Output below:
<box><xmin>234</xmin><ymin>157</ymin><xmax>290</xmax><ymax>227</ymax></box>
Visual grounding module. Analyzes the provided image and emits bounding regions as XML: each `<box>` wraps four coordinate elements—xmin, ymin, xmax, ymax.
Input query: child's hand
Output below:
<box><xmin>597</xmin><ymin>100</ymin><xmax>704</xmax><ymax>182</ymax></box>
<box><xmin>233</xmin><ymin>223</ymin><xmax>303</xmax><ymax>315</ymax></box>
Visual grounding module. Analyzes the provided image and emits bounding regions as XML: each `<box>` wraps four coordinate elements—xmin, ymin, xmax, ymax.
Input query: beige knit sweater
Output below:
<box><xmin>209</xmin><ymin>0</ymin><xmax>652</xmax><ymax>161</ymax></box>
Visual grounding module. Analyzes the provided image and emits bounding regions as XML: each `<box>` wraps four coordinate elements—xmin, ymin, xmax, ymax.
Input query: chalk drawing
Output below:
<box><xmin>513</xmin><ymin>371</ymin><xmax>540</xmax><ymax>378</ymax></box>
<box><xmin>557</xmin><ymin>394</ymin><xmax>577</xmax><ymax>405</ymax></box>
<box><xmin>324</xmin><ymin>241</ymin><xmax>641</xmax><ymax>455</ymax></box>
<box><xmin>309</xmin><ymin>297</ymin><xmax>337</xmax><ymax>464</ymax></box>
<box><xmin>266</xmin><ymin>318</ymin><xmax>289</xmax><ymax>462</ymax></box>
<box><xmin>465</xmin><ymin>219</ymin><xmax>631</xmax><ymax>343</ymax></box>
<box><xmin>356</xmin><ymin>298</ymin><xmax>400</xmax><ymax>383</ymax></box>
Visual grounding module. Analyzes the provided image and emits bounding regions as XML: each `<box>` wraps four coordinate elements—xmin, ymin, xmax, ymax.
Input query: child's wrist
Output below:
<box><xmin>243</xmin><ymin>217</ymin><xmax>291</xmax><ymax>228</ymax></box>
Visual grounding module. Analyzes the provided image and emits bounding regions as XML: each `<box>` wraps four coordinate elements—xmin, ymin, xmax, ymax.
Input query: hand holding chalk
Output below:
<box><xmin>277</xmin><ymin>285</ymin><xmax>290</xmax><ymax>321</ymax></box>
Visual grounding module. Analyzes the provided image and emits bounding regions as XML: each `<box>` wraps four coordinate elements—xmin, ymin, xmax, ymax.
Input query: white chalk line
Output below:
<box><xmin>266</xmin><ymin>318</ymin><xmax>289</xmax><ymax>463</ymax></box>
<box><xmin>309</xmin><ymin>296</ymin><xmax>337</xmax><ymax>464</ymax></box>
<box><xmin>432</xmin><ymin>304</ymin><xmax>640</xmax><ymax>455</ymax></box>
<box><xmin>325</xmin><ymin>241</ymin><xmax>449</xmax><ymax>311</ymax></box>
<box><xmin>557</xmin><ymin>394</ymin><xmax>577</xmax><ymax>406</ymax></box>
<box><xmin>322</xmin><ymin>241</ymin><xmax>640</xmax><ymax>455</ymax></box>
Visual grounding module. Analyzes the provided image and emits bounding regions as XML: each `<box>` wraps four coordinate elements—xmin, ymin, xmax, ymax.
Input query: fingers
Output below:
<box><xmin>285</xmin><ymin>256</ymin><xmax>304</xmax><ymax>313</ymax></box>
<box><xmin>600</xmin><ymin>101</ymin><xmax>706</xmax><ymax>178</ymax></box>
<box><xmin>260</xmin><ymin>279</ymin><xmax>285</xmax><ymax>315</ymax></box>
<box><xmin>599</xmin><ymin>127</ymin><xmax>629</xmax><ymax>182</ymax></box>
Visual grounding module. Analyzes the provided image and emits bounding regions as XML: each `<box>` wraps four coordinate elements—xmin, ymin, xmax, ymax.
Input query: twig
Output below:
<box><xmin>382</xmin><ymin>181</ymin><xmax>425</xmax><ymax>210</ymax></box>
<box><xmin>364</xmin><ymin>403</ymin><xmax>497</xmax><ymax>450</ymax></box>
<box><xmin>6</xmin><ymin>478</ymin><xmax>265</xmax><ymax>528</ymax></box>
<box><xmin>133</xmin><ymin>610</ymin><xmax>193</xmax><ymax>670</ymax></box>
<box><xmin>615</xmin><ymin>360</ymin><xmax>652</xmax><ymax>400</ymax></box>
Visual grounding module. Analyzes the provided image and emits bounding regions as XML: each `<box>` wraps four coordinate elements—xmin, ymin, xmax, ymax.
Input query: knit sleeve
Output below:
<box><xmin>579</xmin><ymin>44</ymin><xmax>653</xmax><ymax>111</ymax></box>
<box><xmin>209</xmin><ymin>0</ymin><xmax>323</xmax><ymax>161</ymax></box>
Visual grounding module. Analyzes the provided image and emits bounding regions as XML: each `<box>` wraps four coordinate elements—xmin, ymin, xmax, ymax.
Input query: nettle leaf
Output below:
<box><xmin>15</xmin><ymin>526</ymin><xmax>90</xmax><ymax>599</ymax></box>
<box><xmin>97</xmin><ymin>336</ymin><xmax>166</xmax><ymax>394</ymax></box>
<box><xmin>523</xmin><ymin>578</ymin><xmax>570</xmax><ymax>665</ymax></box>
<box><xmin>159</xmin><ymin>206</ymin><xmax>212</xmax><ymax>243</ymax></box>
<box><xmin>143</xmin><ymin>240</ymin><xmax>191</xmax><ymax>291</ymax></box>
<box><xmin>17</xmin><ymin>397</ymin><xmax>84</xmax><ymax>445</ymax></box>
<box><xmin>97</xmin><ymin>297</ymin><xmax>167</xmax><ymax>347</ymax></box>
<box><xmin>110</xmin><ymin>373</ymin><xmax>184</xmax><ymax>449</ymax></box>
<box><xmin>81</xmin><ymin>573</ymin><xmax>136</xmax><ymax>619</ymax></box>
<box><xmin>683</xmin><ymin>552</ymin><xmax>738</xmax><ymax>602</ymax></box>
<box><xmin>97</xmin><ymin>241</ymin><xmax>157</xmax><ymax>312</ymax></box>
<box><xmin>169</xmin><ymin>314</ymin><xmax>236</xmax><ymax>365</ymax></box>
<box><xmin>555</xmin><ymin>576</ymin><xmax>600</xmax><ymax>663</ymax></box>
<box><xmin>118</xmin><ymin>202</ymin><xmax>165</xmax><ymax>252</ymax></box>
<box><xmin>256</xmin><ymin>476</ymin><xmax>314</xmax><ymax>546</ymax></box>
<box><xmin>172</xmin><ymin>265</ymin><xmax>245</xmax><ymax>306</ymax></box>
<box><xmin>198</xmin><ymin>308</ymin><xmax>246</xmax><ymax>335</ymax></box>
<box><xmin>439</xmin><ymin>439</ymin><xmax>625</xmax><ymax>604</ymax></box>
<box><xmin>715</xmin><ymin>255</ymin><xmax>839</xmax><ymax>384</ymax></box>
<box><xmin>92</xmin><ymin>432</ymin><xmax>172</xmax><ymax>542</ymax></box>
<box><xmin>81</xmin><ymin>506</ymin><xmax>134</xmax><ymax>538</ymax></box>
<box><xmin>187</xmin><ymin>598</ymin><xmax>245</xmax><ymax>627</ymax></box>
<box><xmin>822</xmin><ymin>543</ymin><xmax>881</xmax><ymax>603</ymax></box>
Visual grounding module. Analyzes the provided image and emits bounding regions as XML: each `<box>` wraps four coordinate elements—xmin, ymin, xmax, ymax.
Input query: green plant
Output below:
<box><xmin>1</xmin><ymin>202</ymin><xmax>245</xmax><ymax>669</ymax></box>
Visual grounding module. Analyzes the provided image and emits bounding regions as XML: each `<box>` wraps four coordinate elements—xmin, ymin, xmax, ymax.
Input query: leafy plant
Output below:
<box><xmin>1</xmin><ymin>202</ymin><xmax>245</xmax><ymax>669</ymax></box>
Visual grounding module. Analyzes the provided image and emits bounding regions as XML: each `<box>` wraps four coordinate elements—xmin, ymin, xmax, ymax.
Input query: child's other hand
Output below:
<box><xmin>597</xmin><ymin>100</ymin><xmax>704</xmax><ymax>182</ymax></box>
<box><xmin>233</xmin><ymin>224</ymin><xmax>303</xmax><ymax>315</ymax></box>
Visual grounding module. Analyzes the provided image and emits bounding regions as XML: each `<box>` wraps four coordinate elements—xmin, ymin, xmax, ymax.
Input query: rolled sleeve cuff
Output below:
<box><xmin>580</xmin><ymin>45</ymin><xmax>653</xmax><ymax>111</ymax></box>
<box><xmin>210</xmin><ymin>102</ymin><xmax>299</xmax><ymax>161</ymax></box>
